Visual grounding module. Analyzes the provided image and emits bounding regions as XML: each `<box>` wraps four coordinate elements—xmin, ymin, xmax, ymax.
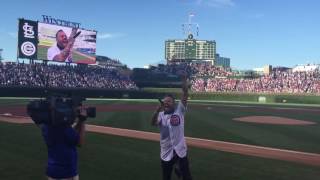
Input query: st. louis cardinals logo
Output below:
<box><xmin>170</xmin><ymin>114</ymin><xmax>180</xmax><ymax>126</ymax></box>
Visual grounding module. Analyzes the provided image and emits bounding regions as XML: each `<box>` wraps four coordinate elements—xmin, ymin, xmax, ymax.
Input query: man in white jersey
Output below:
<box><xmin>151</xmin><ymin>71</ymin><xmax>192</xmax><ymax>180</ymax></box>
<box><xmin>47</xmin><ymin>28</ymin><xmax>78</xmax><ymax>62</ymax></box>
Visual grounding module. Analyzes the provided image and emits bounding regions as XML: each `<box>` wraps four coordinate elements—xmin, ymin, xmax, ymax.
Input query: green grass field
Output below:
<box><xmin>84</xmin><ymin>99</ymin><xmax>320</xmax><ymax>153</ymax></box>
<box><xmin>1</xmin><ymin>98</ymin><xmax>320</xmax><ymax>180</ymax></box>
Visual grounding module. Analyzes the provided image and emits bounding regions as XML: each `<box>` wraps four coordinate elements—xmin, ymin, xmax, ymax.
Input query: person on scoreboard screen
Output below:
<box><xmin>47</xmin><ymin>28</ymin><xmax>80</xmax><ymax>63</ymax></box>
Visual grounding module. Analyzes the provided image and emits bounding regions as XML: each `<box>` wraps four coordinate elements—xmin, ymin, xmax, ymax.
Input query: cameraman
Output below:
<box><xmin>40</xmin><ymin>107</ymin><xmax>86</xmax><ymax>180</ymax></box>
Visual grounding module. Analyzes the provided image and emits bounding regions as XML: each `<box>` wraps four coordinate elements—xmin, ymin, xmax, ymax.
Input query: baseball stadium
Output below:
<box><xmin>2</xmin><ymin>15</ymin><xmax>320</xmax><ymax>180</ymax></box>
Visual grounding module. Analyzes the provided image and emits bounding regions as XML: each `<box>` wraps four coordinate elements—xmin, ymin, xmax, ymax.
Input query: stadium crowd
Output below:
<box><xmin>191</xmin><ymin>69</ymin><xmax>320</xmax><ymax>93</ymax></box>
<box><xmin>0</xmin><ymin>62</ymin><xmax>138</xmax><ymax>90</ymax></box>
<box><xmin>149</xmin><ymin>62</ymin><xmax>232</xmax><ymax>78</ymax></box>
<box><xmin>142</xmin><ymin>62</ymin><xmax>320</xmax><ymax>94</ymax></box>
<box><xmin>1</xmin><ymin>61</ymin><xmax>320</xmax><ymax>94</ymax></box>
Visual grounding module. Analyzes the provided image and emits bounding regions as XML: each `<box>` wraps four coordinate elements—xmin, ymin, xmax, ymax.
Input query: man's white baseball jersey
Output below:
<box><xmin>47</xmin><ymin>44</ymin><xmax>72</xmax><ymax>62</ymax></box>
<box><xmin>157</xmin><ymin>101</ymin><xmax>187</xmax><ymax>161</ymax></box>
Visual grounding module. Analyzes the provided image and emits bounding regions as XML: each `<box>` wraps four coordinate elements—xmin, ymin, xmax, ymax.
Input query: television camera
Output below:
<box><xmin>27</xmin><ymin>95</ymin><xmax>96</xmax><ymax>126</ymax></box>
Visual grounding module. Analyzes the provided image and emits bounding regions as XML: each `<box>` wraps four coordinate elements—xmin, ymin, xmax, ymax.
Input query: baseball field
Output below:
<box><xmin>1</xmin><ymin>97</ymin><xmax>320</xmax><ymax>180</ymax></box>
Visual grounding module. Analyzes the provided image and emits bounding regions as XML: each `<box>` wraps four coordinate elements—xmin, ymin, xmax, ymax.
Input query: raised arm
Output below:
<box><xmin>151</xmin><ymin>103</ymin><xmax>163</xmax><ymax>126</ymax></box>
<box><xmin>52</xmin><ymin>49</ymin><xmax>72</xmax><ymax>61</ymax></box>
<box><xmin>52</xmin><ymin>28</ymin><xmax>78</xmax><ymax>61</ymax></box>
<box><xmin>180</xmin><ymin>71</ymin><xmax>189</xmax><ymax>107</ymax></box>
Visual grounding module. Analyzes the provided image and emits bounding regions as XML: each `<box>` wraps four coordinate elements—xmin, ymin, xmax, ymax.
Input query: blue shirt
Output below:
<box><xmin>41</xmin><ymin>124</ymin><xmax>79</xmax><ymax>178</ymax></box>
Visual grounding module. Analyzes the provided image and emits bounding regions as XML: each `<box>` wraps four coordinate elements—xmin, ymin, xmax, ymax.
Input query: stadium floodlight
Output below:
<box><xmin>182</xmin><ymin>13</ymin><xmax>199</xmax><ymax>38</ymax></box>
<box><xmin>0</xmin><ymin>49</ymin><xmax>3</xmax><ymax>60</ymax></box>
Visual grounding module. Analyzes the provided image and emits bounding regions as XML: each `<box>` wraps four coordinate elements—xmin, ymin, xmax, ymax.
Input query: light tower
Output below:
<box><xmin>0</xmin><ymin>49</ymin><xmax>3</xmax><ymax>61</ymax></box>
<box><xmin>182</xmin><ymin>13</ymin><xmax>199</xmax><ymax>39</ymax></box>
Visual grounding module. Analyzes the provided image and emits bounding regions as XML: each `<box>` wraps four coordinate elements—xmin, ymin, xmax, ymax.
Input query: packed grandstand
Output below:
<box><xmin>1</xmin><ymin>59</ymin><xmax>320</xmax><ymax>94</ymax></box>
<box><xmin>0</xmin><ymin>61</ymin><xmax>137</xmax><ymax>90</ymax></box>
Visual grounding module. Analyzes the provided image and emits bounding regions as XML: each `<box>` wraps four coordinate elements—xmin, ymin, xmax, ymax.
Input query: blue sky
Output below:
<box><xmin>1</xmin><ymin>0</ymin><xmax>320</xmax><ymax>69</ymax></box>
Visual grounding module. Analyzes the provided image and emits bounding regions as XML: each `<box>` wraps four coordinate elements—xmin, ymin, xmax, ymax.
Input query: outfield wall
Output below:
<box><xmin>1</xmin><ymin>87</ymin><xmax>320</xmax><ymax>104</ymax></box>
<box><xmin>189</xmin><ymin>92</ymin><xmax>320</xmax><ymax>104</ymax></box>
<box><xmin>0</xmin><ymin>87</ymin><xmax>162</xmax><ymax>99</ymax></box>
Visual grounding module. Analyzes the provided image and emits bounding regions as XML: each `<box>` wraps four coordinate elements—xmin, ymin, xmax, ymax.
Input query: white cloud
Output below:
<box><xmin>198</xmin><ymin>0</ymin><xmax>235</xmax><ymax>8</ymax></box>
<box><xmin>97</xmin><ymin>33</ymin><xmax>126</xmax><ymax>40</ymax></box>
<box><xmin>8</xmin><ymin>32</ymin><xmax>17</xmax><ymax>39</ymax></box>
